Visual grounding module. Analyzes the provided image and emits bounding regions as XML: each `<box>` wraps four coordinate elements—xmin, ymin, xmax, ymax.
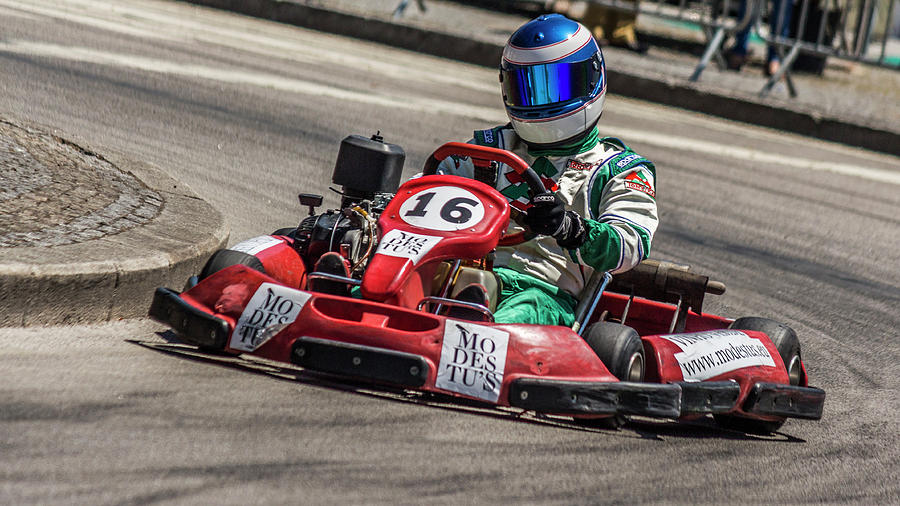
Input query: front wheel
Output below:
<box><xmin>198</xmin><ymin>249</ymin><xmax>266</xmax><ymax>281</ymax></box>
<box><xmin>271</xmin><ymin>227</ymin><xmax>296</xmax><ymax>238</ymax></box>
<box><xmin>714</xmin><ymin>317</ymin><xmax>802</xmax><ymax>434</ymax></box>
<box><xmin>574</xmin><ymin>322</ymin><xmax>645</xmax><ymax>429</ymax></box>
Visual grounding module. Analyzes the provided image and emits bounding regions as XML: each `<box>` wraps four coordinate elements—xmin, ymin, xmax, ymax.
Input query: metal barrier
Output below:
<box><xmin>396</xmin><ymin>1</ymin><xmax>759</xmax><ymax>81</ymax></box>
<box><xmin>398</xmin><ymin>0</ymin><xmax>765</xmax><ymax>82</ymax></box>
<box><xmin>577</xmin><ymin>0</ymin><xmax>898</xmax><ymax>96</ymax></box>
<box><xmin>547</xmin><ymin>0</ymin><xmax>763</xmax><ymax>80</ymax></box>
<box><xmin>400</xmin><ymin>1</ymin><xmax>897</xmax><ymax>97</ymax></box>
<box><xmin>758</xmin><ymin>0</ymin><xmax>900</xmax><ymax>96</ymax></box>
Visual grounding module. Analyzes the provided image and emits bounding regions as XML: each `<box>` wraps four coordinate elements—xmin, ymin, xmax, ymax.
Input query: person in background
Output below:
<box><xmin>553</xmin><ymin>0</ymin><xmax>649</xmax><ymax>53</ymax></box>
<box><xmin>726</xmin><ymin>0</ymin><xmax>795</xmax><ymax>76</ymax></box>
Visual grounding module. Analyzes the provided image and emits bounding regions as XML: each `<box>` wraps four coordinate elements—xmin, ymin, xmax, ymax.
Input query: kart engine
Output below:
<box><xmin>291</xmin><ymin>133</ymin><xmax>405</xmax><ymax>274</ymax></box>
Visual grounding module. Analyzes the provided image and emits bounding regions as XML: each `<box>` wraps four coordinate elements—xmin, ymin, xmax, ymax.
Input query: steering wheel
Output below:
<box><xmin>422</xmin><ymin>142</ymin><xmax>549</xmax><ymax>245</ymax></box>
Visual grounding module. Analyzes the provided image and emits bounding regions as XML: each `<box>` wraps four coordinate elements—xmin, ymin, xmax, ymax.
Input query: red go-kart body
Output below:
<box><xmin>150</xmin><ymin>143</ymin><xmax>824</xmax><ymax>430</ymax></box>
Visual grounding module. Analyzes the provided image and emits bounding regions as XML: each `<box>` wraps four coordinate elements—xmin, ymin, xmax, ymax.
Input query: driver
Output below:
<box><xmin>435</xmin><ymin>14</ymin><xmax>658</xmax><ymax>326</ymax></box>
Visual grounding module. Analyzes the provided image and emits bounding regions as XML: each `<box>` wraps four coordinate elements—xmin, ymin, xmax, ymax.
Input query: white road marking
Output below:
<box><xmin>0</xmin><ymin>5</ymin><xmax>37</xmax><ymax>19</ymax></box>
<box><xmin>612</xmin><ymin>127</ymin><xmax>900</xmax><ymax>186</ymax></box>
<box><xmin>0</xmin><ymin>39</ymin><xmax>506</xmax><ymax>122</ymax></box>
<box><xmin>0</xmin><ymin>0</ymin><xmax>176</xmax><ymax>41</ymax></box>
<box><xmin>0</xmin><ymin>0</ymin><xmax>497</xmax><ymax>95</ymax></box>
<box><xmin>2</xmin><ymin>0</ymin><xmax>897</xmax><ymax>187</ymax></box>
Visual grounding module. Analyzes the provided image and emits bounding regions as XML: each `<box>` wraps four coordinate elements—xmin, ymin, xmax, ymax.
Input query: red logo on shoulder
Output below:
<box><xmin>566</xmin><ymin>159</ymin><xmax>594</xmax><ymax>171</ymax></box>
<box><xmin>624</xmin><ymin>171</ymin><xmax>656</xmax><ymax>198</ymax></box>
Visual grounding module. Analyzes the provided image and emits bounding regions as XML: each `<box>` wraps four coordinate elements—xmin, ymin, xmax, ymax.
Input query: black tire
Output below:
<box><xmin>183</xmin><ymin>275</ymin><xmax>200</xmax><ymax>291</ymax></box>
<box><xmin>574</xmin><ymin>322</ymin><xmax>645</xmax><ymax>430</ymax></box>
<box><xmin>584</xmin><ymin>322</ymin><xmax>645</xmax><ymax>382</ymax></box>
<box><xmin>271</xmin><ymin>227</ymin><xmax>296</xmax><ymax>238</ymax></box>
<box><xmin>730</xmin><ymin>317</ymin><xmax>802</xmax><ymax>385</ymax></box>
<box><xmin>198</xmin><ymin>249</ymin><xmax>266</xmax><ymax>280</ymax></box>
<box><xmin>187</xmin><ymin>249</ymin><xmax>265</xmax><ymax>354</ymax></box>
<box><xmin>714</xmin><ymin>317</ymin><xmax>802</xmax><ymax>434</ymax></box>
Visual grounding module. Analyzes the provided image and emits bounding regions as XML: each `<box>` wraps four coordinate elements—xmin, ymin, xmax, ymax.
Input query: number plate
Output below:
<box><xmin>398</xmin><ymin>186</ymin><xmax>485</xmax><ymax>231</ymax></box>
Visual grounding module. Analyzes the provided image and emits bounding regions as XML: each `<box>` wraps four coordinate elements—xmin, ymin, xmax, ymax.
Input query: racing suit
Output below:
<box><xmin>435</xmin><ymin>125</ymin><xmax>658</xmax><ymax>326</ymax></box>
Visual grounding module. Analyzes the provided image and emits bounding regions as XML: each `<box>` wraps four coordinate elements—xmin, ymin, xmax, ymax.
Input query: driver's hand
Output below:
<box><xmin>523</xmin><ymin>192</ymin><xmax>587</xmax><ymax>249</ymax></box>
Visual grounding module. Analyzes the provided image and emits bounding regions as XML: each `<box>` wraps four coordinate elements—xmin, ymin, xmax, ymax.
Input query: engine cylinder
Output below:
<box><xmin>333</xmin><ymin>133</ymin><xmax>404</xmax><ymax>207</ymax></box>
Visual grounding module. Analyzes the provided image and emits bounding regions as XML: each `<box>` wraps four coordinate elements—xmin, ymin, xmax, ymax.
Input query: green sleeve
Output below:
<box><xmin>567</xmin><ymin>219</ymin><xmax>623</xmax><ymax>272</ymax></box>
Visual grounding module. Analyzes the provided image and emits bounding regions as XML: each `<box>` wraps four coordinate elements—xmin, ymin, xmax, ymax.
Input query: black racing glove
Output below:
<box><xmin>522</xmin><ymin>192</ymin><xmax>587</xmax><ymax>249</ymax></box>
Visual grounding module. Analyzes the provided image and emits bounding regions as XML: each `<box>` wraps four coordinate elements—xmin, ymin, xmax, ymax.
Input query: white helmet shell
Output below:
<box><xmin>500</xmin><ymin>14</ymin><xmax>606</xmax><ymax>145</ymax></box>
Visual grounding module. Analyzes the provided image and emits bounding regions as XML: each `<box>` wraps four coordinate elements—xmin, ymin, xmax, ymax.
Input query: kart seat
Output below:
<box><xmin>431</xmin><ymin>262</ymin><xmax>499</xmax><ymax>312</ymax></box>
<box><xmin>573</xmin><ymin>259</ymin><xmax>727</xmax><ymax>334</ymax></box>
<box><xmin>415</xmin><ymin>262</ymin><xmax>499</xmax><ymax>322</ymax></box>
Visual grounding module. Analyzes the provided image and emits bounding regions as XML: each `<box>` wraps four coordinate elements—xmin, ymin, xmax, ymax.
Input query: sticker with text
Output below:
<box><xmin>398</xmin><ymin>186</ymin><xmax>485</xmax><ymax>231</ymax></box>
<box><xmin>230</xmin><ymin>283</ymin><xmax>311</xmax><ymax>352</ymax></box>
<box><xmin>435</xmin><ymin>320</ymin><xmax>509</xmax><ymax>402</ymax></box>
<box><xmin>376</xmin><ymin>229</ymin><xmax>442</xmax><ymax>264</ymax></box>
<box><xmin>229</xmin><ymin>235</ymin><xmax>283</xmax><ymax>256</ymax></box>
<box><xmin>660</xmin><ymin>330</ymin><xmax>775</xmax><ymax>381</ymax></box>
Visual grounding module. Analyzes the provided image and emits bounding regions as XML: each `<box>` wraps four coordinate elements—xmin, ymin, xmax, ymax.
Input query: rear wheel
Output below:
<box><xmin>584</xmin><ymin>322</ymin><xmax>645</xmax><ymax>382</ymax></box>
<box><xmin>575</xmin><ymin>322</ymin><xmax>645</xmax><ymax>429</ymax></box>
<box><xmin>714</xmin><ymin>317</ymin><xmax>802</xmax><ymax>434</ymax></box>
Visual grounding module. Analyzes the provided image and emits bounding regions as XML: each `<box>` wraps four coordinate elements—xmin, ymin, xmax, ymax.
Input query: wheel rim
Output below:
<box><xmin>625</xmin><ymin>352</ymin><xmax>644</xmax><ymax>382</ymax></box>
<box><xmin>787</xmin><ymin>355</ymin><xmax>802</xmax><ymax>386</ymax></box>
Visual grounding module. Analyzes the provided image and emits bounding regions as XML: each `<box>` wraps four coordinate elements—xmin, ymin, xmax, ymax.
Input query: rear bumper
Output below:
<box><xmin>743</xmin><ymin>382</ymin><xmax>826</xmax><ymax>420</ymax></box>
<box><xmin>508</xmin><ymin>378</ymin><xmax>682</xmax><ymax>418</ymax></box>
<box><xmin>148</xmin><ymin>287</ymin><xmax>230</xmax><ymax>349</ymax></box>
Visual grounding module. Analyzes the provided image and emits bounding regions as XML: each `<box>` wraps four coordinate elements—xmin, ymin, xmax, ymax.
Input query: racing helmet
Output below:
<box><xmin>500</xmin><ymin>14</ymin><xmax>606</xmax><ymax>145</ymax></box>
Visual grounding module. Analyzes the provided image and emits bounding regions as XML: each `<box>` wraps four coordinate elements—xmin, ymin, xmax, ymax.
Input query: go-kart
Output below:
<box><xmin>149</xmin><ymin>133</ymin><xmax>825</xmax><ymax>433</ymax></box>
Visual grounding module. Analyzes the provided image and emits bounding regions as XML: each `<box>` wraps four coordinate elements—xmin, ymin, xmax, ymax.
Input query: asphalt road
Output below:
<box><xmin>1</xmin><ymin>0</ymin><xmax>898</xmax><ymax>503</ymax></box>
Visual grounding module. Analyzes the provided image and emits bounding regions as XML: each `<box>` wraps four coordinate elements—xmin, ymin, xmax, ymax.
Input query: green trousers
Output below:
<box><xmin>351</xmin><ymin>266</ymin><xmax>578</xmax><ymax>327</ymax></box>
<box><xmin>493</xmin><ymin>267</ymin><xmax>578</xmax><ymax>327</ymax></box>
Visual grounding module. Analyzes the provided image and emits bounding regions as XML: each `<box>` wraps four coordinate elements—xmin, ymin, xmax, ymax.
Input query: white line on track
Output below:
<box><xmin>0</xmin><ymin>0</ymin><xmax>175</xmax><ymax>41</ymax></box>
<box><xmin>0</xmin><ymin>5</ymin><xmax>37</xmax><ymax>19</ymax></box>
<box><xmin>0</xmin><ymin>0</ymin><xmax>498</xmax><ymax>95</ymax></box>
<box><xmin>0</xmin><ymin>39</ymin><xmax>505</xmax><ymax>122</ymax></box>
<box><xmin>613</xmin><ymin>127</ymin><xmax>900</xmax><ymax>186</ymax></box>
<box><xmin>1</xmin><ymin>35</ymin><xmax>897</xmax><ymax>187</ymax></box>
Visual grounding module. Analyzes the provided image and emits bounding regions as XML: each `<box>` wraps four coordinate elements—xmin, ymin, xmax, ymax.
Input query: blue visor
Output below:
<box><xmin>501</xmin><ymin>58</ymin><xmax>601</xmax><ymax>107</ymax></box>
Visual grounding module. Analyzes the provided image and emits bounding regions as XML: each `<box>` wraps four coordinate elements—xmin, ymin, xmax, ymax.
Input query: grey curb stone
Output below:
<box><xmin>0</xmin><ymin>119</ymin><xmax>229</xmax><ymax>327</ymax></box>
<box><xmin>183</xmin><ymin>0</ymin><xmax>899</xmax><ymax>157</ymax></box>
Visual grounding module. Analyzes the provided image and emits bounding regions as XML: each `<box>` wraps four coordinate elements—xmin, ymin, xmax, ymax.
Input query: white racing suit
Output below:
<box><xmin>435</xmin><ymin>125</ymin><xmax>658</xmax><ymax>326</ymax></box>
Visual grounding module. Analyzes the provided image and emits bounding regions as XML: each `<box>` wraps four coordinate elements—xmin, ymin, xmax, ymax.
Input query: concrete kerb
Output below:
<box><xmin>0</xmin><ymin>119</ymin><xmax>229</xmax><ymax>327</ymax></box>
<box><xmin>182</xmin><ymin>0</ymin><xmax>900</xmax><ymax>157</ymax></box>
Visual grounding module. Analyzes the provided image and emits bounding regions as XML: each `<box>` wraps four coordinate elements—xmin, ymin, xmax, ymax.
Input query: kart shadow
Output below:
<box><xmin>623</xmin><ymin>418</ymin><xmax>807</xmax><ymax>443</ymax></box>
<box><xmin>131</xmin><ymin>333</ymin><xmax>806</xmax><ymax>443</ymax></box>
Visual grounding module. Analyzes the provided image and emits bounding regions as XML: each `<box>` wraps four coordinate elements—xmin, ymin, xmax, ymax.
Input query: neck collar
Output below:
<box><xmin>526</xmin><ymin>127</ymin><xmax>599</xmax><ymax>157</ymax></box>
